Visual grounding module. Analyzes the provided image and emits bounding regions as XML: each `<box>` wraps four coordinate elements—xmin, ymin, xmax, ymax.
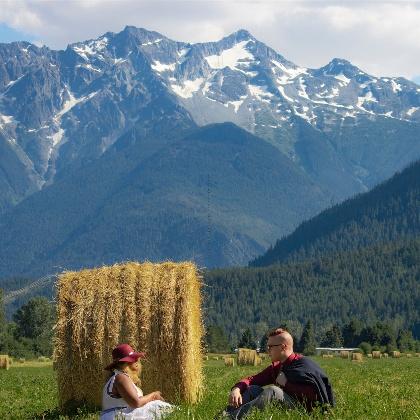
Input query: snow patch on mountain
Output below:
<box><xmin>56</xmin><ymin>89</ymin><xmax>98</xmax><ymax>118</ymax></box>
<box><xmin>152</xmin><ymin>61</ymin><xmax>176</xmax><ymax>72</ymax></box>
<box><xmin>0</xmin><ymin>114</ymin><xmax>14</xmax><ymax>128</ymax></box>
<box><xmin>205</xmin><ymin>41</ymin><xmax>254</xmax><ymax>70</ymax></box>
<box><xmin>271</xmin><ymin>60</ymin><xmax>307</xmax><ymax>81</ymax></box>
<box><xmin>141</xmin><ymin>38</ymin><xmax>162</xmax><ymax>46</ymax></box>
<box><xmin>334</xmin><ymin>74</ymin><xmax>351</xmax><ymax>85</ymax></box>
<box><xmin>171</xmin><ymin>78</ymin><xmax>204</xmax><ymax>98</ymax></box>
<box><xmin>249</xmin><ymin>85</ymin><xmax>273</xmax><ymax>103</ymax></box>
<box><xmin>391</xmin><ymin>79</ymin><xmax>402</xmax><ymax>93</ymax></box>
<box><xmin>407</xmin><ymin>107</ymin><xmax>419</xmax><ymax>116</ymax></box>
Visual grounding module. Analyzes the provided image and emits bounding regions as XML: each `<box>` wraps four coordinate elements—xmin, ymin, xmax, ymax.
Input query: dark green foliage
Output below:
<box><xmin>342</xmin><ymin>319</ymin><xmax>363</xmax><ymax>347</ymax></box>
<box><xmin>259</xmin><ymin>334</ymin><xmax>268</xmax><ymax>353</ymax></box>
<box><xmin>205</xmin><ymin>239</ymin><xmax>420</xmax><ymax>344</ymax></box>
<box><xmin>204</xmin><ymin>326</ymin><xmax>230</xmax><ymax>353</ymax></box>
<box><xmin>0</xmin><ymin>123</ymin><xmax>331</xmax><ymax>276</ymax></box>
<box><xmin>397</xmin><ymin>330</ymin><xmax>416</xmax><ymax>352</ymax></box>
<box><xmin>358</xmin><ymin>342</ymin><xmax>372</xmax><ymax>355</ymax></box>
<box><xmin>0</xmin><ymin>297</ymin><xmax>56</xmax><ymax>357</ymax></box>
<box><xmin>358</xmin><ymin>322</ymin><xmax>397</xmax><ymax>349</ymax></box>
<box><xmin>321</xmin><ymin>324</ymin><xmax>343</xmax><ymax>347</ymax></box>
<box><xmin>251</xmin><ymin>160</ymin><xmax>420</xmax><ymax>267</ymax></box>
<box><xmin>238</xmin><ymin>328</ymin><xmax>257</xmax><ymax>349</ymax></box>
<box><xmin>299</xmin><ymin>321</ymin><xmax>317</xmax><ymax>355</ymax></box>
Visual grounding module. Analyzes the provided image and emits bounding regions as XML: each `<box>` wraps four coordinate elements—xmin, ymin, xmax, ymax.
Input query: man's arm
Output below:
<box><xmin>232</xmin><ymin>364</ymin><xmax>276</xmax><ymax>393</ymax></box>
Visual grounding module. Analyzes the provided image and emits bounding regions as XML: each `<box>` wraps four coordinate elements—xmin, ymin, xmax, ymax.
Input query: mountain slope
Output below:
<box><xmin>1</xmin><ymin>27</ymin><xmax>420</xmax><ymax>214</ymax></box>
<box><xmin>0</xmin><ymin>123</ymin><xmax>330</xmax><ymax>277</ymax></box>
<box><xmin>205</xmin><ymin>238</ymin><xmax>420</xmax><ymax>343</ymax></box>
<box><xmin>251</xmin><ymin>160</ymin><xmax>420</xmax><ymax>267</ymax></box>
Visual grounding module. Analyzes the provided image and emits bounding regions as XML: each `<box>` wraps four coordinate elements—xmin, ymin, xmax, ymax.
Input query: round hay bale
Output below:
<box><xmin>0</xmin><ymin>355</ymin><xmax>10</xmax><ymax>370</ymax></box>
<box><xmin>18</xmin><ymin>358</ymin><xmax>25</xmax><ymax>364</ymax></box>
<box><xmin>352</xmin><ymin>353</ymin><xmax>363</xmax><ymax>361</ymax></box>
<box><xmin>406</xmin><ymin>353</ymin><xmax>412</xmax><ymax>358</ymax></box>
<box><xmin>367</xmin><ymin>354</ymin><xmax>372</xmax><ymax>358</ymax></box>
<box><xmin>340</xmin><ymin>351</ymin><xmax>350</xmax><ymax>359</ymax></box>
<box><xmin>55</xmin><ymin>262</ymin><xmax>204</xmax><ymax>408</ymax></box>
<box><xmin>372</xmin><ymin>351</ymin><xmax>381</xmax><ymax>359</ymax></box>
<box><xmin>224</xmin><ymin>357</ymin><xmax>235</xmax><ymax>367</ymax></box>
<box><xmin>391</xmin><ymin>351</ymin><xmax>401</xmax><ymax>358</ymax></box>
<box><xmin>238</xmin><ymin>348</ymin><xmax>258</xmax><ymax>366</ymax></box>
<box><xmin>383</xmin><ymin>353</ymin><xmax>389</xmax><ymax>358</ymax></box>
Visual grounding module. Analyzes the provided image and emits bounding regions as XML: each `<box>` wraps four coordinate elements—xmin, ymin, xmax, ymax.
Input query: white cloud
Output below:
<box><xmin>0</xmin><ymin>1</ymin><xmax>420</xmax><ymax>80</ymax></box>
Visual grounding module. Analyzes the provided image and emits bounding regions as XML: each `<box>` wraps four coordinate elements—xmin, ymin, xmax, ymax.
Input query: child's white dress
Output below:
<box><xmin>100</xmin><ymin>370</ymin><xmax>175</xmax><ymax>420</ymax></box>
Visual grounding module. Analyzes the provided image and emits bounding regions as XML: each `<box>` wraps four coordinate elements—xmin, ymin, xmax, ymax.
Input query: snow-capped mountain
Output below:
<box><xmin>1</xmin><ymin>26</ymin><xmax>420</xmax><ymax>214</ymax></box>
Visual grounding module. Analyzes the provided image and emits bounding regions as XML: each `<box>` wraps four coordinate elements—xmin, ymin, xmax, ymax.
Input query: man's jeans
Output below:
<box><xmin>225</xmin><ymin>385</ymin><xmax>296</xmax><ymax>419</ymax></box>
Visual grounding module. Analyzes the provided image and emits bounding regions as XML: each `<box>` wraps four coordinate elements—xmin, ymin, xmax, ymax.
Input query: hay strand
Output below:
<box><xmin>55</xmin><ymin>261</ymin><xmax>204</xmax><ymax>408</ymax></box>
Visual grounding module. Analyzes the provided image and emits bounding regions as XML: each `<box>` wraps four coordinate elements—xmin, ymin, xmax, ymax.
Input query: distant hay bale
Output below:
<box><xmin>340</xmin><ymin>351</ymin><xmax>350</xmax><ymax>359</ymax></box>
<box><xmin>322</xmin><ymin>354</ymin><xmax>329</xmax><ymax>359</ymax></box>
<box><xmin>238</xmin><ymin>348</ymin><xmax>258</xmax><ymax>366</ymax></box>
<box><xmin>0</xmin><ymin>355</ymin><xmax>10</xmax><ymax>370</ymax></box>
<box><xmin>383</xmin><ymin>353</ymin><xmax>389</xmax><ymax>358</ymax></box>
<box><xmin>352</xmin><ymin>353</ymin><xmax>363</xmax><ymax>362</ymax></box>
<box><xmin>391</xmin><ymin>351</ymin><xmax>401</xmax><ymax>358</ymax></box>
<box><xmin>406</xmin><ymin>354</ymin><xmax>412</xmax><ymax>358</ymax></box>
<box><xmin>55</xmin><ymin>261</ymin><xmax>204</xmax><ymax>408</ymax></box>
<box><xmin>38</xmin><ymin>356</ymin><xmax>50</xmax><ymax>362</ymax></box>
<box><xmin>253</xmin><ymin>355</ymin><xmax>262</xmax><ymax>366</ymax></box>
<box><xmin>18</xmin><ymin>358</ymin><xmax>25</xmax><ymax>364</ymax></box>
<box><xmin>416</xmin><ymin>353</ymin><xmax>420</xmax><ymax>357</ymax></box>
<box><xmin>372</xmin><ymin>351</ymin><xmax>381</xmax><ymax>359</ymax></box>
<box><xmin>367</xmin><ymin>354</ymin><xmax>372</xmax><ymax>358</ymax></box>
<box><xmin>224</xmin><ymin>357</ymin><xmax>235</xmax><ymax>367</ymax></box>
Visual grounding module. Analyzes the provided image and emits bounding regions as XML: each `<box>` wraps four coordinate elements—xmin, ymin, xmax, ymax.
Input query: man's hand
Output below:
<box><xmin>276</xmin><ymin>371</ymin><xmax>287</xmax><ymax>387</ymax></box>
<box><xmin>228</xmin><ymin>387</ymin><xmax>242</xmax><ymax>407</ymax></box>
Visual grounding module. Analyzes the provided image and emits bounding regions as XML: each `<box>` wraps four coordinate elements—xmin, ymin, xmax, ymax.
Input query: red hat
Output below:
<box><xmin>105</xmin><ymin>344</ymin><xmax>146</xmax><ymax>370</ymax></box>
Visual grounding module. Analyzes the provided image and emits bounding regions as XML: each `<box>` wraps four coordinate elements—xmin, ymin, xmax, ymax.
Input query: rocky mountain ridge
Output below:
<box><xmin>1</xmin><ymin>26</ymin><xmax>420</xmax><ymax>215</ymax></box>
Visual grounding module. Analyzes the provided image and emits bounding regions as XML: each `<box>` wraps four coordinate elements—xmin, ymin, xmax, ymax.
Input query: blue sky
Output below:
<box><xmin>0</xmin><ymin>23</ymin><xmax>34</xmax><ymax>44</ymax></box>
<box><xmin>0</xmin><ymin>1</ymin><xmax>419</xmax><ymax>83</ymax></box>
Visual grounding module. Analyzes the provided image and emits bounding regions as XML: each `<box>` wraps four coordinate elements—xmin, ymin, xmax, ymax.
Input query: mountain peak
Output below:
<box><xmin>223</xmin><ymin>28</ymin><xmax>255</xmax><ymax>44</ymax></box>
<box><xmin>320</xmin><ymin>57</ymin><xmax>363</xmax><ymax>77</ymax></box>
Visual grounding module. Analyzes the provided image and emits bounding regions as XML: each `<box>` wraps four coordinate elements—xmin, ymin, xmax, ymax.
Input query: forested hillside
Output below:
<box><xmin>204</xmin><ymin>238</ymin><xmax>420</xmax><ymax>344</ymax></box>
<box><xmin>251</xmin><ymin>160</ymin><xmax>420</xmax><ymax>267</ymax></box>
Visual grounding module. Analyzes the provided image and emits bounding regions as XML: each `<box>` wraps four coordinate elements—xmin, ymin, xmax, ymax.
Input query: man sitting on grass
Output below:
<box><xmin>219</xmin><ymin>328</ymin><xmax>335</xmax><ymax>419</ymax></box>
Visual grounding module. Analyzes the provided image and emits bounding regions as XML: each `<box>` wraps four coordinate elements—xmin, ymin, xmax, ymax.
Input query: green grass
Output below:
<box><xmin>0</xmin><ymin>357</ymin><xmax>419</xmax><ymax>419</ymax></box>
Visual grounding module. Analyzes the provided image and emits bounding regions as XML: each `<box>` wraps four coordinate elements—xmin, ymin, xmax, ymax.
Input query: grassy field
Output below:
<box><xmin>0</xmin><ymin>356</ymin><xmax>419</xmax><ymax>419</ymax></box>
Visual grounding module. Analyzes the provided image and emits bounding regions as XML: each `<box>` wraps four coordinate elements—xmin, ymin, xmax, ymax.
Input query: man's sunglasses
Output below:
<box><xmin>267</xmin><ymin>343</ymin><xmax>284</xmax><ymax>350</ymax></box>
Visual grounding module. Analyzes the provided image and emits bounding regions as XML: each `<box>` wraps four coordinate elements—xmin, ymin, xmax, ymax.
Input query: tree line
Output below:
<box><xmin>0</xmin><ymin>290</ymin><xmax>54</xmax><ymax>358</ymax></box>
<box><xmin>204</xmin><ymin>238</ymin><xmax>420</xmax><ymax>345</ymax></box>
<box><xmin>205</xmin><ymin>320</ymin><xmax>420</xmax><ymax>355</ymax></box>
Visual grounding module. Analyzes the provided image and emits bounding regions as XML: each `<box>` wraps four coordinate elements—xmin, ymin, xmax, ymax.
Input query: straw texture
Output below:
<box><xmin>55</xmin><ymin>262</ymin><xmax>204</xmax><ymax>408</ymax></box>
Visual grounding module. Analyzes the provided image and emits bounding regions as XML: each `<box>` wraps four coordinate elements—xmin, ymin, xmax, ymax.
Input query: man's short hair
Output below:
<box><xmin>268</xmin><ymin>327</ymin><xmax>289</xmax><ymax>337</ymax></box>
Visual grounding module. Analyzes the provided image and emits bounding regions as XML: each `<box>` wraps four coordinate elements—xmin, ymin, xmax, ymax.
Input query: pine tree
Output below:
<box><xmin>342</xmin><ymin>319</ymin><xmax>362</xmax><ymax>347</ymax></box>
<box><xmin>397</xmin><ymin>330</ymin><xmax>415</xmax><ymax>352</ymax></box>
<box><xmin>299</xmin><ymin>320</ymin><xmax>317</xmax><ymax>355</ymax></box>
<box><xmin>238</xmin><ymin>328</ymin><xmax>256</xmax><ymax>349</ymax></box>
<box><xmin>204</xmin><ymin>325</ymin><xmax>230</xmax><ymax>353</ymax></box>
<box><xmin>321</xmin><ymin>324</ymin><xmax>343</xmax><ymax>347</ymax></box>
